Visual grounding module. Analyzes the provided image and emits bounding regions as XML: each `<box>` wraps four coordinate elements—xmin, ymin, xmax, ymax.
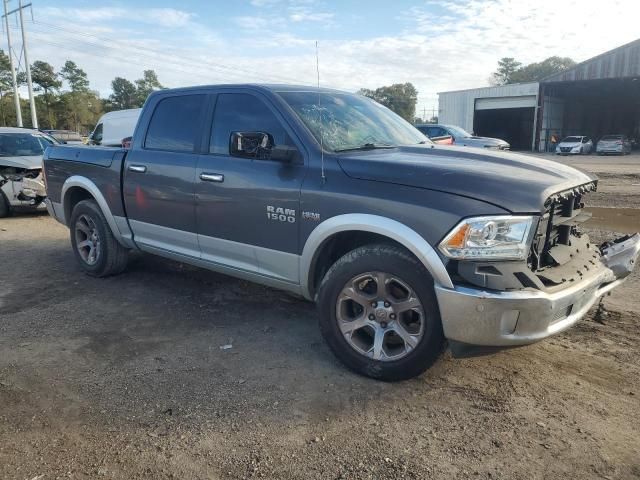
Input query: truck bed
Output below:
<box><xmin>43</xmin><ymin>145</ymin><xmax>128</xmax><ymax>222</ymax></box>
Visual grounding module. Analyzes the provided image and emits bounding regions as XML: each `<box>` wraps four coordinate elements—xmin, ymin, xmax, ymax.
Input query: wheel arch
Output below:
<box><xmin>61</xmin><ymin>176</ymin><xmax>133</xmax><ymax>248</ymax></box>
<box><xmin>300</xmin><ymin>214</ymin><xmax>453</xmax><ymax>300</ymax></box>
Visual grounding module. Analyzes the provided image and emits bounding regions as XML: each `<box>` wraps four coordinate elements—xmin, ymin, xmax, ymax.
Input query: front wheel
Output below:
<box><xmin>318</xmin><ymin>244</ymin><xmax>445</xmax><ymax>381</ymax></box>
<box><xmin>69</xmin><ymin>199</ymin><xmax>129</xmax><ymax>277</ymax></box>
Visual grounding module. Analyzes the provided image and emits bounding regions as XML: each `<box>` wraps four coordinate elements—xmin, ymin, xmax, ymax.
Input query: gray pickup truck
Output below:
<box><xmin>43</xmin><ymin>85</ymin><xmax>640</xmax><ymax>381</ymax></box>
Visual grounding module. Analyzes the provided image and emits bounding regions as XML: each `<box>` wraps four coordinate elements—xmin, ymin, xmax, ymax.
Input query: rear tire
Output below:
<box><xmin>0</xmin><ymin>190</ymin><xmax>9</xmax><ymax>218</ymax></box>
<box><xmin>69</xmin><ymin>199</ymin><xmax>129</xmax><ymax>277</ymax></box>
<box><xmin>318</xmin><ymin>244</ymin><xmax>445</xmax><ymax>381</ymax></box>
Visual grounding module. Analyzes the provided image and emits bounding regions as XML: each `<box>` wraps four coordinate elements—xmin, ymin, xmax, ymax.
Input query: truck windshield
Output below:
<box><xmin>278</xmin><ymin>91</ymin><xmax>430</xmax><ymax>152</ymax></box>
<box><xmin>0</xmin><ymin>133</ymin><xmax>56</xmax><ymax>156</ymax></box>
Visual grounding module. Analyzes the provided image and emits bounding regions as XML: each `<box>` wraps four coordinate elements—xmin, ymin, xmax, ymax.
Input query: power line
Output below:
<box><xmin>27</xmin><ymin>19</ymin><xmax>310</xmax><ymax>86</ymax></box>
<box><xmin>15</xmin><ymin>34</ymin><xmax>249</xmax><ymax>86</ymax></box>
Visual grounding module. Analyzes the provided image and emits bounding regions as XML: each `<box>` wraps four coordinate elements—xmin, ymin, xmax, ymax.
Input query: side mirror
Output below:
<box><xmin>230</xmin><ymin>131</ymin><xmax>273</xmax><ymax>159</ymax></box>
<box><xmin>229</xmin><ymin>131</ymin><xmax>300</xmax><ymax>162</ymax></box>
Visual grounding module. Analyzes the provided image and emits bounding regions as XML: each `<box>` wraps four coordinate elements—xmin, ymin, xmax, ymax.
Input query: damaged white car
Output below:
<box><xmin>0</xmin><ymin>127</ymin><xmax>58</xmax><ymax>218</ymax></box>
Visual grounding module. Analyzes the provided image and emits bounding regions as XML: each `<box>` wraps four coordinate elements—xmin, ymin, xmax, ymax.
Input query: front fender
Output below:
<box><xmin>299</xmin><ymin>213</ymin><xmax>453</xmax><ymax>300</ymax></box>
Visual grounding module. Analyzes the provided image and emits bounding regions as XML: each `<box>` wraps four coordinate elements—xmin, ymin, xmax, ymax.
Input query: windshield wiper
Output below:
<box><xmin>334</xmin><ymin>143</ymin><xmax>396</xmax><ymax>152</ymax></box>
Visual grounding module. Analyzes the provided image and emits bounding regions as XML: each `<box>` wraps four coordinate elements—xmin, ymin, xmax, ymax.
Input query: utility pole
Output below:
<box><xmin>18</xmin><ymin>0</ymin><xmax>36</xmax><ymax>128</ymax></box>
<box><xmin>2</xmin><ymin>1</ymin><xmax>35</xmax><ymax>128</ymax></box>
<box><xmin>3</xmin><ymin>0</ymin><xmax>22</xmax><ymax>127</ymax></box>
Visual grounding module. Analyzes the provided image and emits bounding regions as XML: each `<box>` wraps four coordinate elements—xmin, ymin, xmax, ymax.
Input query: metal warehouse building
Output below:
<box><xmin>438</xmin><ymin>38</ymin><xmax>640</xmax><ymax>151</ymax></box>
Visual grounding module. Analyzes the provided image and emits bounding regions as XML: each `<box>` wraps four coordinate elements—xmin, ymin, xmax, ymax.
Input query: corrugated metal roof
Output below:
<box><xmin>542</xmin><ymin>38</ymin><xmax>640</xmax><ymax>83</ymax></box>
<box><xmin>438</xmin><ymin>82</ymin><xmax>539</xmax><ymax>95</ymax></box>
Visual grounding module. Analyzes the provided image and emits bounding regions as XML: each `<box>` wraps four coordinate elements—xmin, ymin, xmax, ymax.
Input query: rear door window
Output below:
<box><xmin>145</xmin><ymin>94</ymin><xmax>206</xmax><ymax>152</ymax></box>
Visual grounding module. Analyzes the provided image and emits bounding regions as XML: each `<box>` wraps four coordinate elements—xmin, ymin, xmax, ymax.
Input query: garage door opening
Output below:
<box><xmin>542</xmin><ymin>78</ymin><xmax>640</xmax><ymax>148</ymax></box>
<box><xmin>473</xmin><ymin>107</ymin><xmax>534</xmax><ymax>151</ymax></box>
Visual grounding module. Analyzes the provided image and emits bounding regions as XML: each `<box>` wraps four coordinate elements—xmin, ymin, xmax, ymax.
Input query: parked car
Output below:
<box><xmin>43</xmin><ymin>85</ymin><xmax>639</xmax><ymax>381</ymax></box>
<box><xmin>596</xmin><ymin>135</ymin><xmax>632</xmax><ymax>155</ymax></box>
<box><xmin>87</xmin><ymin>108</ymin><xmax>141</xmax><ymax>147</ymax></box>
<box><xmin>555</xmin><ymin>136</ymin><xmax>593</xmax><ymax>155</ymax></box>
<box><xmin>41</xmin><ymin>129</ymin><xmax>84</xmax><ymax>144</ymax></box>
<box><xmin>415</xmin><ymin>124</ymin><xmax>510</xmax><ymax>150</ymax></box>
<box><xmin>0</xmin><ymin>127</ymin><xmax>59</xmax><ymax>217</ymax></box>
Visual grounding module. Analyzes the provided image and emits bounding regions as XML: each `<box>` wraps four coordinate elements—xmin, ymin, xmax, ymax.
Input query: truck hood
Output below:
<box><xmin>337</xmin><ymin>145</ymin><xmax>596</xmax><ymax>213</ymax></box>
<box><xmin>0</xmin><ymin>154</ymin><xmax>43</xmax><ymax>170</ymax></box>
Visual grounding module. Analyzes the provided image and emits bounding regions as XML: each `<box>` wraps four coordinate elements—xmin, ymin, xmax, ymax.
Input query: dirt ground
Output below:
<box><xmin>1</xmin><ymin>153</ymin><xmax>639</xmax><ymax>480</ymax></box>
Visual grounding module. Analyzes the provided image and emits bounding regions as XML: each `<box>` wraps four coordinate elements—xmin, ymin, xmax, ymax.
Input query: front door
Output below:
<box><xmin>123</xmin><ymin>93</ymin><xmax>207</xmax><ymax>257</ymax></box>
<box><xmin>195</xmin><ymin>90</ymin><xmax>307</xmax><ymax>283</ymax></box>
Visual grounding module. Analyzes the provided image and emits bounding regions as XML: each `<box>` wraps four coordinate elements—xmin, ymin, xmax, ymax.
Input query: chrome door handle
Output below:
<box><xmin>200</xmin><ymin>173</ymin><xmax>224</xmax><ymax>182</ymax></box>
<box><xmin>128</xmin><ymin>164</ymin><xmax>147</xmax><ymax>173</ymax></box>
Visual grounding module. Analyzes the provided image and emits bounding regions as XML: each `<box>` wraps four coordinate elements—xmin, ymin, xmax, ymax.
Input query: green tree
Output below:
<box><xmin>134</xmin><ymin>69</ymin><xmax>163</xmax><ymax>105</ymax></box>
<box><xmin>60</xmin><ymin>60</ymin><xmax>89</xmax><ymax>92</ymax></box>
<box><xmin>492</xmin><ymin>57</ymin><xmax>522</xmax><ymax>85</ymax></box>
<box><xmin>56</xmin><ymin>90</ymin><xmax>102</xmax><ymax>134</ymax></box>
<box><xmin>509</xmin><ymin>56</ymin><xmax>576</xmax><ymax>83</ymax></box>
<box><xmin>358</xmin><ymin>83</ymin><xmax>418</xmax><ymax>122</ymax></box>
<box><xmin>109</xmin><ymin>77</ymin><xmax>137</xmax><ymax>109</ymax></box>
<box><xmin>57</xmin><ymin>60</ymin><xmax>100</xmax><ymax>133</ymax></box>
<box><xmin>31</xmin><ymin>60</ymin><xmax>62</xmax><ymax>128</ymax></box>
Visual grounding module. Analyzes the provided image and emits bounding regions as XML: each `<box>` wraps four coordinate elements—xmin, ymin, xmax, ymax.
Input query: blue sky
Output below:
<box><xmin>8</xmin><ymin>0</ymin><xmax>640</xmax><ymax>115</ymax></box>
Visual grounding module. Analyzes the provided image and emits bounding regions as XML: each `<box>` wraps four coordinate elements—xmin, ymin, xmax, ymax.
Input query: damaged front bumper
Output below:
<box><xmin>1</xmin><ymin>170</ymin><xmax>47</xmax><ymax>208</ymax></box>
<box><xmin>435</xmin><ymin>233</ymin><xmax>640</xmax><ymax>346</ymax></box>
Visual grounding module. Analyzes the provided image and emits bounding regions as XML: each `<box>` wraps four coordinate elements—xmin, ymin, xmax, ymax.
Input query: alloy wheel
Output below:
<box><xmin>336</xmin><ymin>271</ymin><xmax>425</xmax><ymax>361</ymax></box>
<box><xmin>74</xmin><ymin>214</ymin><xmax>101</xmax><ymax>266</ymax></box>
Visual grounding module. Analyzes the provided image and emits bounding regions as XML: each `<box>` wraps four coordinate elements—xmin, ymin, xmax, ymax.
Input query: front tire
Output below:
<box><xmin>318</xmin><ymin>244</ymin><xmax>445</xmax><ymax>381</ymax></box>
<box><xmin>69</xmin><ymin>199</ymin><xmax>129</xmax><ymax>277</ymax></box>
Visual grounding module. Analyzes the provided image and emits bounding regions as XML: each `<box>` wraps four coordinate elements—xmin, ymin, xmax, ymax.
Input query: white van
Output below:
<box><xmin>88</xmin><ymin>108</ymin><xmax>141</xmax><ymax>147</ymax></box>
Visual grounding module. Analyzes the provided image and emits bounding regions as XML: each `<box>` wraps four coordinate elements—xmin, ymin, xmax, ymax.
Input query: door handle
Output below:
<box><xmin>128</xmin><ymin>164</ymin><xmax>147</xmax><ymax>173</ymax></box>
<box><xmin>200</xmin><ymin>173</ymin><xmax>224</xmax><ymax>182</ymax></box>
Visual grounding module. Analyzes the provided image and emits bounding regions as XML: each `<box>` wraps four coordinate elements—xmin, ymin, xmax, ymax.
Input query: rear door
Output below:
<box><xmin>123</xmin><ymin>92</ymin><xmax>207</xmax><ymax>258</ymax></box>
<box><xmin>195</xmin><ymin>90</ymin><xmax>307</xmax><ymax>283</ymax></box>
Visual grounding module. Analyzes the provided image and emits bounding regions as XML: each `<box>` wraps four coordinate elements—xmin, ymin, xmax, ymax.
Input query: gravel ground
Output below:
<box><xmin>1</xmin><ymin>155</ymin><xmax>639</xmax><ymax>480</ymax></box>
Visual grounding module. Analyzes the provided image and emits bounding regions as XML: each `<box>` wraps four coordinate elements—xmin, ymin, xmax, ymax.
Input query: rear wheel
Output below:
<box><xmin>318</xmin><ymin>244</ymin><xmax>445</xmax><ymax>381</ymax></box>
<box><xmin>69</xmin><ymin>199</ymin><xmax>129</xmax><ymax>277</ymax></box>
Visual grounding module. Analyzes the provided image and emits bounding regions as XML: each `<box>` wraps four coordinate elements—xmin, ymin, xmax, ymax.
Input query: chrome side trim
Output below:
<box><xmin>129</xmin><ymin>219</ymin><xmax>301</xmax><ymax>284</ymax></box>
<box><xmin>61</xmin><ymin>176</ymin><xmax>134</xmax><ymax>248</ymax></box>
<box><xmin>200</xmin><ymin>233</ymin><xmax>299</xmax><ymax>283</ymax></box>
<box><xmin>142</xmin><ymin>244</ymin><xmax>303</xmax><ymax>296</ymax></box>
<box><xmin>129</xmin><ymin>219</ymin><xmax>200</xmax><ymax>258</ymax></box>
<box><xmin>255</xmin><ymin>245</ymin><xmax>299</xmax><ymax>283</ymax></box>
<box><xmin>300</xmin><ymin>214</ymin><xmax>454</xmax><ymax>299</ymax></box>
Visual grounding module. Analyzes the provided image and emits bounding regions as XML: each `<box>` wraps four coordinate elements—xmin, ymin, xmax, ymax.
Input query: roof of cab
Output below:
<box><xmin>149</xmin><ymin>83</ymin><xmax>353</xmax><ymax>97</ymax></box>
<box><xmin>0</xmin><ymin>126</ymin><xmax>41</xmax><ymax>134</ymax></box>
